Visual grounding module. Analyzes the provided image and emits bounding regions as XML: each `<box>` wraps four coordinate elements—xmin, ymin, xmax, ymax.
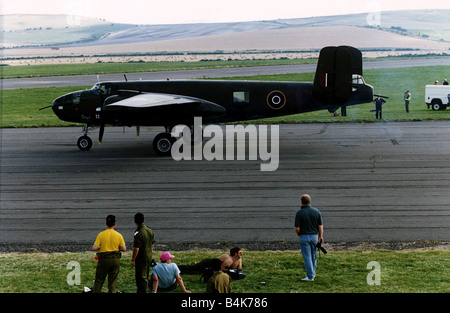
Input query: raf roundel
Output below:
<box><xmin>267</xmin><ymin>90</ymin><xmax>286</xmax><ymax>110</ymax></box>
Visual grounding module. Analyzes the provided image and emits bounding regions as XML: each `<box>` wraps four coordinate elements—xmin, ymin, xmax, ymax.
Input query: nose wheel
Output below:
<box><xmin>77</xmin><ymin>135</ymin><xmax>93</xmax><ymax>151</ymax></box>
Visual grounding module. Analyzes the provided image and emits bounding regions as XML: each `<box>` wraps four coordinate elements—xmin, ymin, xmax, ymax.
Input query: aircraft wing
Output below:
<box><xmin>100</xmin><ymin>92</ymin><xmax>226</xmax><ymax>126</ymax></box>
<box><xmin>106</xmin><ymin>92</ymin><xmax>201</xmax><ymax>108</ymax></box>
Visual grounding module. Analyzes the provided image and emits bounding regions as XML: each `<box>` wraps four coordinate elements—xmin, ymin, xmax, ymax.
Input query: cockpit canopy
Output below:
<box><xmin>352</xmin><ymin>74</ymin><xmax>366</xmax><ymax>85</ymax></box>
<box><xmin>92</xmin><ymin>83</ymin><xmax>113</xmax><ymax>96</ymax></box>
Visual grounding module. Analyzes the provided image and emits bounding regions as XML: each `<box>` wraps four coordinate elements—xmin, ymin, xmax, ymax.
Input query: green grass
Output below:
<box><xmin>0</xmin><ymin>59</ymin><xmax>316</xmax><ymax>79</ymax></box>
<box><xmin>2</xmin><ymin>66</ymin><xmax>450</xmax><ymax>128</ymax></box>
<box><xmin>0</xmin><ymin>86</ymin><xmax>90</xmax><ymax>128</ymax></box>
<box><xmin>0</xmin><ymin>249</ymin><xmax>449</xmax><ymax>293</ymax></box>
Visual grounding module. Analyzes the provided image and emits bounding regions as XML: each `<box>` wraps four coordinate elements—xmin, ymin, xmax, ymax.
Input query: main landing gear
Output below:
<box><xmin>76</xmin><ymin>125</ymin><xmax>176</xmax><ymax>156</ymax></box>
<box><xmin>152</xmin><ymin>132</ymin><xmax>175</xmax><ymax>156</ymax></box>
<box><xmin>152</xmin><ymin>125</ymin><xmax>177</xmax><ymax>156</ymax></box>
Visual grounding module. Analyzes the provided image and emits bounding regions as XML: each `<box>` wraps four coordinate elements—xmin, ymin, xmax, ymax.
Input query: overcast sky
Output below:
<box><xmin>2</xmin><ymin>0</ymin><xmax>449</xmax><ymax>24</ymax></box>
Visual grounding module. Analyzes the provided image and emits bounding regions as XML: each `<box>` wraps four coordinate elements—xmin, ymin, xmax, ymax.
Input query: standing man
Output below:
<box><xmin>374</xmin><ymin>96</ymin><xmax>386</xmax><ymax>120</ymax></box>
<box><xmin>294</xmin><ymin>194</ymin><xmax>324</xmax><ymax>281</ymax></box>
<box><xmin>130</xmin><ymin>212</ymin><xmax>156</xmax><ymax>293</ymax></box>
<box><xmin>92</xmin><ymin>215</ymin><xmax>127</xmax><ymax>293</ymax></box>
<box><xmin>404</xmin><ymin>91</ymin><xmax>411</xmax><ymax>113</ymax></box>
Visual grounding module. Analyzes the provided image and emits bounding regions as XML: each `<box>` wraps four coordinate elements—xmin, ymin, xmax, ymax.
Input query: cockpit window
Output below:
<box><xmin>233</xmin><ymin>91</ymin><xmax>250</xmax><ymax>103</ymax></box>
<box><xmin>92</xmin><ymin>83</ymin><xmax>101</xmax><ymax>95</ymax></box>
<box><xmin>91</xmin><ymin>83</ymin><xmax>112</xmax><ymax>95</ymax></box>
<box><xmin>72</xmin><ymin>92</ymin><xmax>81</xmax><ymax>104</ymax></box>
<box><xmin>352</xmin><ymin>74</ymin><xmax>365</xmax><ymax>85</ymax></box>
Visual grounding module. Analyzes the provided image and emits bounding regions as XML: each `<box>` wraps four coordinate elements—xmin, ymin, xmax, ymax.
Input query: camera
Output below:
<box><xmin>316</xmin><ymin>242</ymin><xmax>327</xmax><ymax>254</ymax></box>
<box><xmin>226</xmin><ymin>269</ymin><xmax>246</xmax><ymax>280</ymax></box>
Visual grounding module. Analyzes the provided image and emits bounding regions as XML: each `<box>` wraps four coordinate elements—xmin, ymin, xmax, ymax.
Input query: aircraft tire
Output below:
<box><xmin>77</xmin><ymin>135</ymin><xmax>93</xmax><ymax>151</ymax></box>
<box><xmin>153</xmin><ymin>133</ymin><xmax>174</xmax><ymax>156</ymax></box>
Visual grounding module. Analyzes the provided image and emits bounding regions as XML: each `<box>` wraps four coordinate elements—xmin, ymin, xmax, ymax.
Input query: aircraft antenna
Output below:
<box><xmin>124</xmin><ymin>74</ymin><xmax>128</xmax><ymax>82</ymax></box>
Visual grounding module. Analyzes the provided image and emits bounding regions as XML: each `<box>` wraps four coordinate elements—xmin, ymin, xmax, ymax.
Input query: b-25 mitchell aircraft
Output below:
<box><xmin>51</xmin><ymin>46</ymin><xmax>373</xmax><ymax>155</ymax></box>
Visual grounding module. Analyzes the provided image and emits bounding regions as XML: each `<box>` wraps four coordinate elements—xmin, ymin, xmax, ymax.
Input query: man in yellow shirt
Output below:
<box><xmin>92</xmin><ymin>215</ymin><xmax>127</xmax><ymax>293</ymax></box>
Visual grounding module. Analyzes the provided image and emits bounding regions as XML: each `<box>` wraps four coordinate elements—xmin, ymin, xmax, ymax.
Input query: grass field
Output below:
<box><xmin>1</xmin><ymin>249</ymin><xmax>449</xmax><ymax>293</ymax></box>
<box><xmin>0</xmin><ymin>59</ymin><xmax>316</xmax><ymax>79</ymax></box>
<box><xmin>1</xmin><ymin>65</ymin><xmax>449</xmax><ymax>128</ymax></box>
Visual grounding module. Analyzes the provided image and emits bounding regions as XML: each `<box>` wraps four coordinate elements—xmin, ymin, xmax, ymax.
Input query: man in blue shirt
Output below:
<box><xmin>294</xmin><ymin>194</ymin><xmax>324</xmax><ymax>281</ymax></box>
<box><xmin>151</xmin><ymin>252</ymin><xmax>191</xmax><ymax>293</ymax></box>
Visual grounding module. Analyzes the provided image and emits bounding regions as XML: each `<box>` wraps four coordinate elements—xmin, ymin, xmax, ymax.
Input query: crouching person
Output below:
<box><xmin>206</xmin><ymin>258</ymin><xmax>232</xmax><ymax>293</ymax></box>
<box><xmin>151</xmin><ymin>252</ymin><xmax>191</xmax><ymax>293</ymax></box>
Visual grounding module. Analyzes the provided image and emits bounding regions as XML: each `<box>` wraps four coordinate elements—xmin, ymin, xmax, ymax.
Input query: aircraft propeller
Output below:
<box><xmin>373</xmin><ymin>94</ymin><xmax>389</xmax><ymax>99</ymax></box>
<box><xmin>96</xmin><ymin>106</ymin><xmax>105</xmax><ymax>145</ymax></box>
<box><xmin>99</xmin><ymin>123</ymin><xmax>105</xmax><ymax>145</ymax></box>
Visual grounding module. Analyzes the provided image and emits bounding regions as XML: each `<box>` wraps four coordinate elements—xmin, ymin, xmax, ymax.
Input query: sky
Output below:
<box><xmin>1</xmin><ymin>0</ymin><xmax>450</xmax><ymax>25</ymax></box>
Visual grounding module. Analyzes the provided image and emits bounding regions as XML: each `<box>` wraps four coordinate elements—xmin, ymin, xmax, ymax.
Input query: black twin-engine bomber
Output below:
<box><xmin>51</xmin><ymin>46</ymin><xmax>373</xmax><ymax>155</ymax></box>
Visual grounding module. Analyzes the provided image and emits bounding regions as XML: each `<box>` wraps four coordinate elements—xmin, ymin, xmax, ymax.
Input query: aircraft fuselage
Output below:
<box><xmin>52</xmin><ymin>79</ymin><xmax>372</xmax><ymax>127</ymax></box>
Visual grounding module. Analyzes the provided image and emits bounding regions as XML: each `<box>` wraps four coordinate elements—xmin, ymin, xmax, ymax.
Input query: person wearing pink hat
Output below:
<box><xmin>151</xmin><ymin>252</ymin><xmax>191</xmax><ymax>293</ymax></box>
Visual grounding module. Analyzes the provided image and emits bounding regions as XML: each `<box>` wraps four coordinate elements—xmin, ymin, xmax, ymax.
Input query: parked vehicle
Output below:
<box><xmin>425</xmin><ymin>85</ymin><xmax>450</xmax><ymax>111</ymax></box>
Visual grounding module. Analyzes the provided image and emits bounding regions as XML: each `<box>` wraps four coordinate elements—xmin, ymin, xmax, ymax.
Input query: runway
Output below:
<box><xmin>3</xmin><ymin>58</ymin><xmax>449</xmax><ymax>90</ymax></box>
<box><xmin>1</xmin><ymin>121</ymin><xmax>450</xmax><ymax>247</ymax></box>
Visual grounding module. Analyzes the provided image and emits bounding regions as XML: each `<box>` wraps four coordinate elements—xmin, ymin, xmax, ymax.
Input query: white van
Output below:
<box><xmin>425</xmin><ymin>85</ymin><xmax>450</xmax><ymax>111</ymax></box>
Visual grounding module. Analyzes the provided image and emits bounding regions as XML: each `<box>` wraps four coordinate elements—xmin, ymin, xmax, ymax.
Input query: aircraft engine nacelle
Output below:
<box><xmin>313</xmin><ymin>46</ymin><xmax>363</xmax><ymax>105</ymax></box>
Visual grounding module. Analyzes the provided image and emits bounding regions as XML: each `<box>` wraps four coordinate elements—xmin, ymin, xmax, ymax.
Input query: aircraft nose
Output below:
<box><xmin>52</xmin><ymin>93</ymin><xmax>74</xmax><ymax>119</ymax></box>
<box><xmin>52</xmin><ymin>95</ymin><xmax>64</xmax><ymax>115</ymax></box>
<box><xmin>52</xmin><ymin>95</ymin><xmax>63</xmax><ymax>106</ymax></box>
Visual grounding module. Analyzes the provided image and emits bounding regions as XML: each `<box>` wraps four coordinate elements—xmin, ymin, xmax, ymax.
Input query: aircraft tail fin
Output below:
<box><xmin>313</xmin><ymin>46</ymin><xmax>363</xmax><ymax>105</ymax></box>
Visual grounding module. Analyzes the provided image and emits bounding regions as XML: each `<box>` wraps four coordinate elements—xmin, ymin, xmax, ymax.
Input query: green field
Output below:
<box><xmin>0</xmin><ymin>59</ymin><xmax>316</xmax><ymax>79</ymax></box>
<box><xmin>1</xmin><ymin>249</ymin><xmax>449</xmax><ymax>293</ymax></box>
<box><xmin>1</xmin><ymin>65</ymin><xmax>449</xmax><ymax>128</ymax></box>
<box><xmin>1</xmin><ymin>86</ymin><xmax>89</xmax><ymax>127</ymax></box>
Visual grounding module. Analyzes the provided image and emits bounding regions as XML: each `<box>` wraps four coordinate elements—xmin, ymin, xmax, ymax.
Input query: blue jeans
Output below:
<box><xmin>300</xmin><ymin>234</ymin><xmax>318</xmax><ymax>279</ymax></box>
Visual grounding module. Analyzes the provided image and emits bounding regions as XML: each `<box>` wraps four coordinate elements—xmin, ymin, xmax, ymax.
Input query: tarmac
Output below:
<box><xmin>2</xmin><ymin>58</ymin><xmax>449</xmax><ymax>90</ymax></box>
<box><xmin>1</xmin><ymin>121</ymin><xmax>450</xmax><ymax>250</ymax></box>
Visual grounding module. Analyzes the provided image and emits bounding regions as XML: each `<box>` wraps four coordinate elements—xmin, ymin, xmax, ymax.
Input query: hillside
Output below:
<box><xmin>1</xmin><ymin>10</ymin><xmax>449</xmax><ymax>64</ymax></box>
<box><xmin>93</xmin><ymin>9</ymin><xmax>450</xmax><ymax>46</ymax></box>
<box><xmin>2</xmin><ymin>10</ymin><xmax>449</xmax><ymax>47</ymax></box>
<box><xmin>1</xmin><ymin>14</ymin><xmax>131</xmax><ymax>48</ymax></box>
